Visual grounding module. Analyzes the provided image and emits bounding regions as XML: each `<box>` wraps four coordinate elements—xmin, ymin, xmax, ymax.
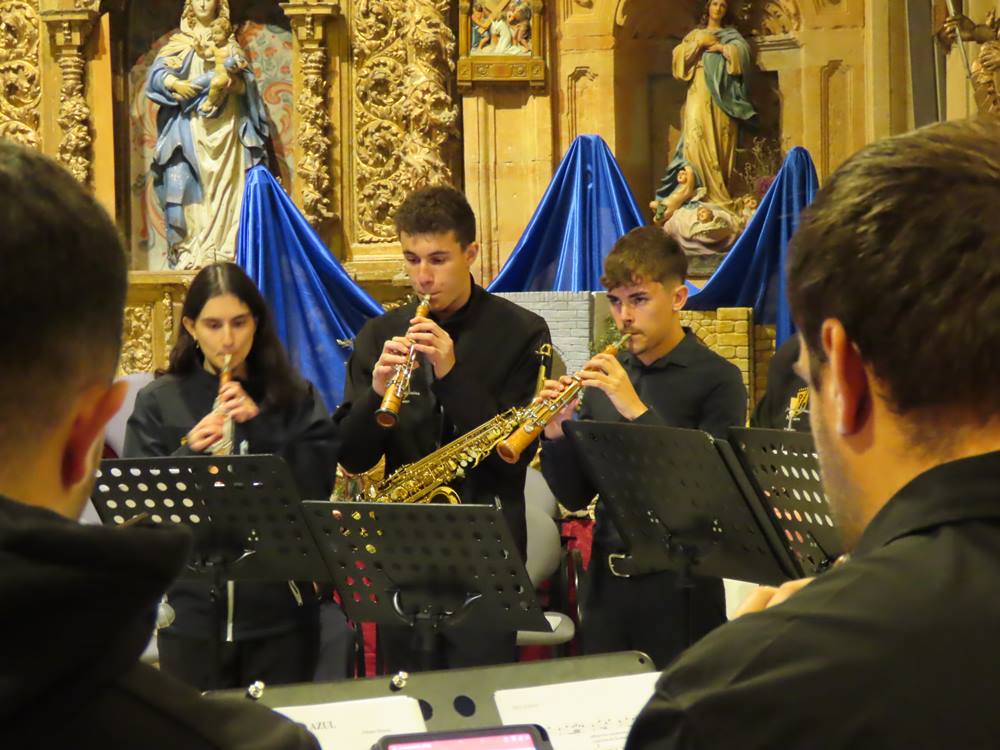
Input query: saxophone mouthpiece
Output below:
<box><xmin>416</xmin><ymin>294</ymin><xmax>431</xmax><ymax>317</ymax></box>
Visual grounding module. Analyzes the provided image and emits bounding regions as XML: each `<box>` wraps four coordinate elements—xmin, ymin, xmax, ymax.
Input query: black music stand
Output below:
<box><xmin>564</xmin><ymin>422</ymin><xmax>799</xmax><ymax>585</ymax></box>
<box><xmin>91</xmin><ymin>455</ymin><xmax>332</xmax><ymax>679</ymax></box>
<box><xmin>301</xmin><ymin>501</ymin><xmax>550</xmax><ymax>672</ymax></box>
<box><xmin>728</xmin><ymin>427</ymin><xmax>844</xmax><ymax>575</ymax></box>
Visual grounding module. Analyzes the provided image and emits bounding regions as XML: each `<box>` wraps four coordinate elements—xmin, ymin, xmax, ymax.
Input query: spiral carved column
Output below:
<box><xmin>41</xmin><ymin>8</ymin><xmax>97</xmax><ymax>185</ymax></box>
<box><xmin>281</xmin><ymin>2</ymin><xmax>340</xmax><ymax>229</ymax></box>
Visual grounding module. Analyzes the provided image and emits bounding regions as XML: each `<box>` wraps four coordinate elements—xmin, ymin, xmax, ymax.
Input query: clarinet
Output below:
<box><xmin>495</xmin><ymin>333</ymin><xmax>632</xmax><ymax>464</ymax></box>
<box><xmin>375</xmin><ymin>294</ymin><xmax>432</xmax><ymax>429</ymax></box>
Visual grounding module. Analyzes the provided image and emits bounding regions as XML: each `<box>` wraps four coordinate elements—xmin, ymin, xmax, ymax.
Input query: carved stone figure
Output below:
<box><xmin>941</xmin><ymin>9</ymin><xmax>1000</xmax><ymax>114</ymax></box>
<box><xmin>654</xmin><ymin>0</ymin><xmax>756</xmax><ymax>209</ymax></box>
<box><xmin>145</xmin><ymin>0</ymin><xmax>270</xmax><ymax>270</ymax></box>
<box><xmin>664</xmin><ymin>200</ymin><xmax>741</xmax><ymax>256</ymax></box>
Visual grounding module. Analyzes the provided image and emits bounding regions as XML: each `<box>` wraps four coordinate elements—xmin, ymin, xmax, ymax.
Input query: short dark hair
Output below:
<box><xmin>601</xmin><ymin>226</ymin><xmax>688</xmax><ymax>289</ymax></box>
<box><xmin>0</xmin><ymin>144</ymin><xmax>126</xmax><ymax>451</ymax></box>
<box><xmin>167</xmin><ymin>262</ymin><xmax>306</xmax><ymax>409</ymax></box>
<box><xmin>394</xmin><ymin>185</ymin><xmax>477</xmax><ymax>247</ymax></box>
<box><xmin>787</xmin><ymin>116</ymin><xmax>1000</xmax><ymax>436</ymax></box>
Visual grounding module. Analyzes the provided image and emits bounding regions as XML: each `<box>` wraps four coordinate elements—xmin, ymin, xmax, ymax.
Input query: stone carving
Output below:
<box><xmin>55</xmin><ymin>45</ymin><xmax>91</xmax><ymax>184</ymax></box>
<box><xmin>162</xmin><ymin>290</ymin><xmax>175</xmax><ymax>354</ymax></box>
<box><xmin>283</xmin><ymin>3</ymin><xmax>339</xmax><ymax>230</ymax></box>
<box><xmin>42</xmin><ymin>9</ymin><xmax>99</xmax><ymax>185</ymax></box>
<box><xmin>296</xmin><ymin>47</ymin><xmax>335</xmax><ymax>226</ymax></box>
<box><xmin>353</xmin><ymin>0</ymin><xmax>458</xmax><ymax>243</ymax></box>
<box><xmin>746</xmin><ymin>0</ymin><xmax>802</xmax><ymax>37</ymax></box>
<box><xmin>121</xmin><ymin>304</ymin><xmax>154</xmax><ymax>374</ymax></box>
<box><xmin>0</xmin><ymin>1</ymin><xmax>42</xmax><ymax>149</ymax></box>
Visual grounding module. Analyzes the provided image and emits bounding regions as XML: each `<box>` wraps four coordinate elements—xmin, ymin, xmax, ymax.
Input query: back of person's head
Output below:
<box><xmin>787</xmin><ymin>116</ymin><xmax>1000</xmax><ymax>446</ymax></box>
<box><xmin>394</xmin><ymin>185</ymin><xmax>477</xmax><ymax>248</ymax></box>
<box><xmin>0</xmin><ymin>144</ymin><xmax>126</xmax><ymax>464</ymax></box>
<box><xmin>601</xmin><ymin>226</ymin><xmax>688</xmax><ymax>290</ymax></box>
<box><xmin>168</xmin><ymin>262</ymin><xmax>305</xmax><ymax>408</ymax></box>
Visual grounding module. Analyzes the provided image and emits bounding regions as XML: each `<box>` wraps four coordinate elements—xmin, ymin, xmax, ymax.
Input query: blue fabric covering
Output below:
<box><xmin>487</xmin><ymin>135</ymin><xmax>645</xmax><ymax>292</ymax></box>
<box><xmin>688</xmin><ymin>146</ymin><xmax>818</xmax><ymax>346</ymax></box>
<box><xmin>236</xmin><ymin>166</ymin><xmax>384</xmax><ymax>411</ymax></box>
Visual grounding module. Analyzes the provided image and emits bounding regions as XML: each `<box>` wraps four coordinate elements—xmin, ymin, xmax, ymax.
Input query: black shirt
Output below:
<box><xmin>123</xmin><ymin>369</ymin><xmax>339</xmax><ymax>639</ymax></box>
<box><xmin>750</xmin><ymin>335</ymin><xmax>809</xmax><ymax>431</ymax></box>
<box><xmin>626</xmin><ymin>450</ymin><xmax>1000</xmax><ymax>750</ymax></box>
<box><xmin>335</xmin><ymin>283</ymin><xmax>550</xmax><ymax>556</ymax></box>
<box><xmin>540</xmin><ymin>329</ymin><xmax>747</xmax><ymax>550</ymax></box>
<box><xmin>0</xmin><ymin>495</ymin><xmax>318</xmax><ymax>749</ymax></box>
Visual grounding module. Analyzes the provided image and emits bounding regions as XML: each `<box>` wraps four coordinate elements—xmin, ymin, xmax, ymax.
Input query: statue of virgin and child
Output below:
<box><xmin>651</xmin><ymin>0</ymin><xmax>756</xmax><ymax>257</ymax></box>
<box><xmin>146</xmin><ymin>0</ymin><xmax>270</xmax><ymax>270</ymax></box>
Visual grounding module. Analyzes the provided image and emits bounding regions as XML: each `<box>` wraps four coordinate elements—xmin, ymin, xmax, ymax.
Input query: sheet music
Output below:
<box><xmin>274</xmin><ymin>695</ymin><xmax>427</xmax><ymax>750</ymax></box>
<box><xmin>494</xmin><ymin>672</ymin><xmax>660</xmax><ymax>750</ymax></box>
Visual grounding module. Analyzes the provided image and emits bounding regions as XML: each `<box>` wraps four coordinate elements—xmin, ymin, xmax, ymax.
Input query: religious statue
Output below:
<box><xmin>654</xmin><ymin>0</ymin><xmax>755</xmax><ymax>210</ymax></box>
<box><xmin>664</xmin><ymin>201</ymin><xmax>741</xmax><ymax>257</ymax></box>
<box><xmin>940</xmin><ymin>9</ymin><xmax>1000</xmax><ymax>114</ymax></box>
<box><xmin>146</xmin><ymin>0</ymin><xmax>270</xmax><ymax>270</ymax></box>
<box><xmin>470</xmin><ymin>0</ymin><xmax>532</xmax><ymax>56</ymax></box>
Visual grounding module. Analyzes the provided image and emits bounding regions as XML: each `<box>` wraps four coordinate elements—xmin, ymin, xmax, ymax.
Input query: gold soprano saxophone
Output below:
<box><xmin>496</xmin><ymin>333</ymin><xmax>632</xmax><ymax>464</ymax></box>
<box><xmin>375</xmin><ymin>294</ymin><xmax>432</xmax><ymax>429</ymax></box>
<box><xmin>363</xmin><ymin>408</ymin><xmax>527</xmax><ymax>504</ymax></box>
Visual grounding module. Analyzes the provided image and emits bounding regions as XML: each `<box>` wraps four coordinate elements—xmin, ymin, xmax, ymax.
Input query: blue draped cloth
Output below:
<box><xmin>487</xmin><ymin>135</ymin><xmax>645</xmax><ymax>292</ymax></box>
<box><xmin>687</xmin><ymin>146</ymin><xmax>818</xmax><ymax>346</ymax></box>
<box><xmin>236</xmin><ymin>166</ymin><xmax>383</xmax><ymax>410</ymax></box>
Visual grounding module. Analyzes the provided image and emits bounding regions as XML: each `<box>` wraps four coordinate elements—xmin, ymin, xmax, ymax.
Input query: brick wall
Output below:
<box><xmin>494</xmin><ymin>291</ymin><xmax>594</xmax><ymax>376</ymax></box>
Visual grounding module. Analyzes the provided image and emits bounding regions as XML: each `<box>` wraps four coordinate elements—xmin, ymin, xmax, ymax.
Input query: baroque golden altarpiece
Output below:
<box><xmin>2</xmin><ymin>0</ymin><xmax>914</xmax><ymax>402</ymax></box>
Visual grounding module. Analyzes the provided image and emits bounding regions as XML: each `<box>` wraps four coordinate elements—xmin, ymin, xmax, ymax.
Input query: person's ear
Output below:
<box><xmin>820</xmin><ymin>319</ymin><xmax>870</xmax><ymax>436</ymax></box>
<box><xmin>61</xmin><ymin>380</ymin><xmax>127</xmax><ymax>489</ymax></box>
<box><xmin>463</xmin><ymin>241</ymin><xmax>480</xmax><ymax>266</ymax></box>
<box><xmin>182</xmin><ymin>316</ymin><xmax>197</xmax><ymax>340</ymax></box>
<box><xmin>672</xmin><ymin>282</ymin><xmax>689</xmax><ymax>312</ymax></box>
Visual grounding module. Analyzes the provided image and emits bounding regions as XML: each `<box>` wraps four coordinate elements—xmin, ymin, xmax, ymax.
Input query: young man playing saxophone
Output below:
<box><xmin>335</xmin><ymin>185</ymin><xmax>550</xmax><ymax>670</ymax></box>
<box><xmin>539</xmin><ymin>226</ymin><xmax>747</xmax><ymax>669</ymax></box>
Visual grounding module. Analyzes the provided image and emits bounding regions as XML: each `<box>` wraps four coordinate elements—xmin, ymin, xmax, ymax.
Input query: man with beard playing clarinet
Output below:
<box><xmin>539</xmin><ymin>226</ymin><xmax>746</xmax><ymax>669</ymax></box>
<box><xmin>335</xmin><ymin>185</ymin><xmax>550</xmax><ymax>671</ymax></box>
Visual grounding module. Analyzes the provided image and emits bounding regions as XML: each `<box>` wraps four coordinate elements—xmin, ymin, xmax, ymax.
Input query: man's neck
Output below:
<box><xmin>435</xmin><ymin>280</ymin><xmax>473</xmax><ymax>323</ymax></box>
<box><xmin>637</xmin><ymin>322</ymin><xmax>686</xmax><ymax>366</ymax></box>
<box><xmin>848</xmin><ymin>417</ymin><xmax>1000</xmax><ymax>546</ymax></box>
<box><xmin>0</xmin><ymin>453</ymin><xmax>79</xmax><ymax>520</ymax></box>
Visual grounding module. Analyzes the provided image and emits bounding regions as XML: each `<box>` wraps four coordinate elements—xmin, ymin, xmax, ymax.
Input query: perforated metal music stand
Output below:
<box><xmin>301</xmin><ymin>501</ymin><xmax>550</xmax><ymax>671</ymax></box>
<box><xmin>91</xmin><ymin>455</ymin><xmax>330</xmax><ymax>581</ymax></box>
<box><xmin>564</xmin><ymin>422</ymin><xmax>799</xmax><ymax>584</ymax></box>
<box><xmin>728</xmin><ymin>427</ymin><xmax>844</xmax><ymax>575</ymax></box>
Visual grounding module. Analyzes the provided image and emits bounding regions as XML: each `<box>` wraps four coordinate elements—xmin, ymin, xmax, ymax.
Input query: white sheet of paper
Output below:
<box><xmin>275</xmin><ymin>695</ymin><xmax>427</xmax><ymax>750</ymax></box>
<box><xmin>494</xmin><ymin>671</ymin><xmax>660</xmax><ymax>750</ymax></box>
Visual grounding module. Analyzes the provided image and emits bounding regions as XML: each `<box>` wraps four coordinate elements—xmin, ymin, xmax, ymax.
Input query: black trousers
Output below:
<box><xmin>378</xmin><ymin>624</ymin><xmax>517</xmax><ymax>673</ymax></box>
<box><xmin>581</xmin><ymin>547</ymin><xmax>726</xmax><ymax>669</ymax></box>
<box><xmin>157</xmin><ymin>624</ymin><xmax>320</xmax><ymax>692</ymax></box>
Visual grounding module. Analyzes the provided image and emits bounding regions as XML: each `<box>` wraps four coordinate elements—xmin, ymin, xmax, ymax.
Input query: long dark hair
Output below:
<box><xmin>699</xmin><ymin>0</ymin><xmax>736</xmax><ymax>27</ymax></box>
<box><xmin>166</xmin><ymin>262</ymin><xmax>306</xmax><ymax>409</ymax></box>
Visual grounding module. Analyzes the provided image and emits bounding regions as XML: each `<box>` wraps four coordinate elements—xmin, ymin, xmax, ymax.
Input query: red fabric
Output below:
<box><xmin>562</xmin><ymin>518</ymin><xmax>594</xmax><ymax>570</ymax></box>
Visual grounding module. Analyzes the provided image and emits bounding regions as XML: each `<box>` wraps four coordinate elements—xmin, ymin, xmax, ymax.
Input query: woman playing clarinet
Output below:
<box><xmin>124</xmin><ymin>262</ymin><xmax>340</xmax><ymax>691</ymax></box>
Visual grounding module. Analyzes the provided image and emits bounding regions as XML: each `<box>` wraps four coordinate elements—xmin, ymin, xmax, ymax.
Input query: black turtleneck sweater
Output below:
<box><xmin>335</xmin><ymin>283</ymin><xmax>550</xmax><ymax>557</ymax></box>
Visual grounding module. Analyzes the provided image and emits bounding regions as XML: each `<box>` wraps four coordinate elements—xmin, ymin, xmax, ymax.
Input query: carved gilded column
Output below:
<box><xmin>0</xmin><ymin>1</ymin><xmax>43</xmax><ymax>148</ymax></box>
<box><xmin>281</xmin><ymin>2</ymin><xmax>340</xmax><ymax>229</ymax></box>
<box><xmin>351</xmin><ymin>0</ymin><xmax>459</xmax><ymax>247</ymax></box>
<box><xmin>40</xmin><ymin>5</ymin><xmax>98</xmax><ymax>184</ymax></box>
